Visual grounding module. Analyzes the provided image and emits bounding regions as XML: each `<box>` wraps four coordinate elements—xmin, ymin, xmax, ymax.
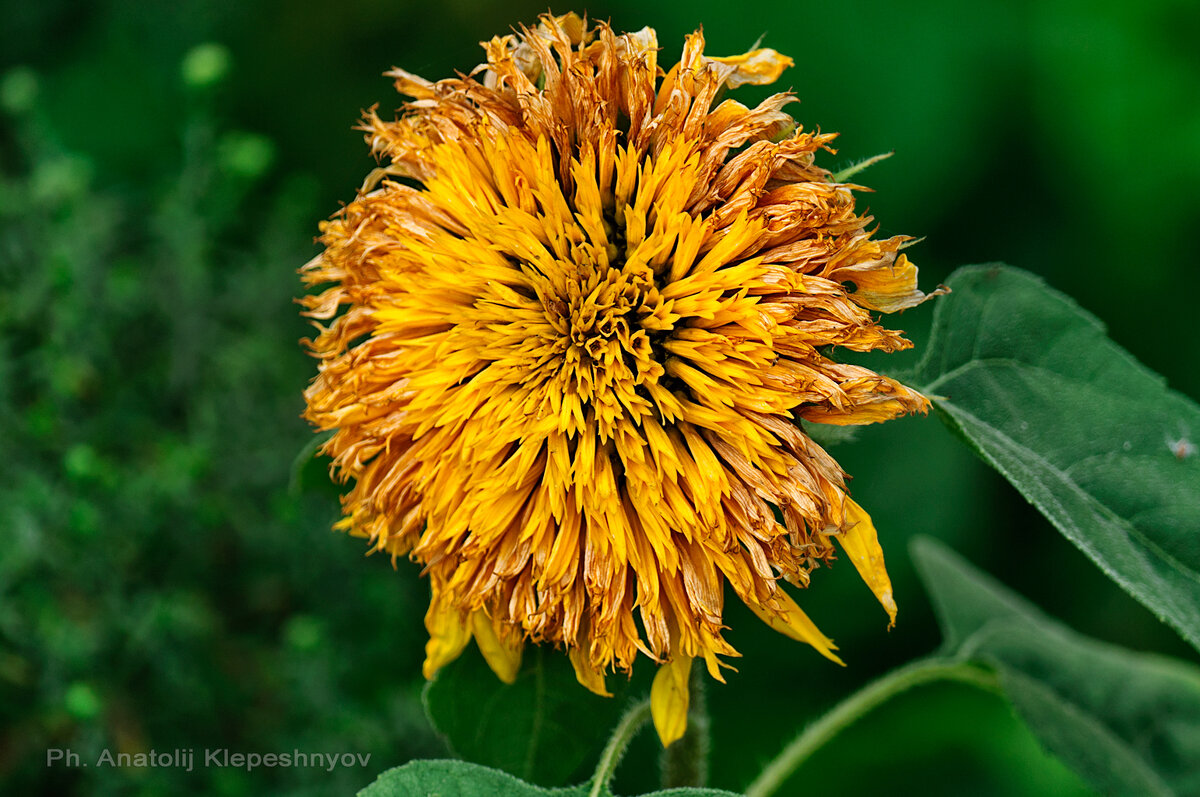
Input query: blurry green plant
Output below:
<box><xmin>0</xmin><ymin>47</ymin><xmax>441</xmax><ymax>796</ymax></box>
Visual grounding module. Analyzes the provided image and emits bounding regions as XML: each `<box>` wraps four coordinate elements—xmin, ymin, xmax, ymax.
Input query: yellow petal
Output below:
<box><xmin>422</xmin><ymin>602</ymin><xmax>472</xmax><ymax>679</ymax></box>
<box><xmin>471</xmin><ymin>610</ymin><xmax>523</xmax><ymax>684</ymax></box>
<box><xmin>709</xmin><ymin>48</ymin><xmax>794</xmax><ymax>89</ymax></box>
<box><xmin>838</xmin><ymin>498</ymin><xmax>898</xmax><ymax>627</ymax></box>
<box><xmin>749</xmin><ymin>591</ymin><xmax>844</xmax><ymax>666</ymax></box>
<box><xmin>651</xmin><ymin>655</ymin><xmax>693</xmax><ymax>747</ymax></box>
<box><xmin>569</xmin><ymin>647</ymin><xmax>612</xmax><ymax>697</ymax></box>
<box><xmin>830</xmin><ymin>253</ymin><xmax>948</xmax><ymax>313</ymax></box>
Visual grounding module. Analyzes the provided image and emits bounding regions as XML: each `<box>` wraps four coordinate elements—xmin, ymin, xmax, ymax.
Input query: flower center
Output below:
<box><xmin>540</xmin><ymin>263</ymin><xmax>656</xmax><ymax>393</ymax></box>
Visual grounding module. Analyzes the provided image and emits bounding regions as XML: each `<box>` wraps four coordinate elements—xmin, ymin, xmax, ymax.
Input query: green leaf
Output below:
<box><xmin>423</xmin><ymin>647</ymin><xmax>630</xmax><ymax>787</ymax></box>
<box><xmin>912</xmin><ymin>537</ymin><xmax>1200</xmax><ymax>796</ymax></box>
<box><xmin>911</xmin><ymin>264</ymin><xmax>1200</xmax><ymax>651</ymax></box>
<box><xmin>359</xmin><ymin>760</ymin><xmax>576</xmax><ymax>797</ymax></box>
<box><xmin>358</xmin><ymin>760</ymin><xmax>741</xmax><ymax>797</ymax></box>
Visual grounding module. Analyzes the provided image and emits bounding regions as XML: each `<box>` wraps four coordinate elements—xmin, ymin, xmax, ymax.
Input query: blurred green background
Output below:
<box><xmin>2</xmin><ymin>0</ymin><xmax>1197</xmax><ymax>794</ymax></box>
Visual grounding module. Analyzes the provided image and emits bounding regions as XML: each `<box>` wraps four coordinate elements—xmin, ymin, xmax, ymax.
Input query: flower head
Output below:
<box><xmin>301</xmin><ymin>13</ymin><xmax>943</xmax><ymax>745</ymax></box>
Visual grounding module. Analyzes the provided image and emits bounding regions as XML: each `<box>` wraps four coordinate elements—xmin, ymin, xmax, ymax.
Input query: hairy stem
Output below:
<box><xmin>744</xmin><ymin>658</ymin><xmax>1000</xmax><ymax>797</ymax></box>
<box><xmin>589</xmin><ymin>698</ymin><xmax>652</xmax><ymax>797</ymax></box>
<box><xmin>832</xmin><ymin>151</ymin><xmax>894</xmax><ymax>183</ymax></box>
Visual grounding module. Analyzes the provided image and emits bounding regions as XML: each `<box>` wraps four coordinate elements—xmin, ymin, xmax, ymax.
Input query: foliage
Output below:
<box><xmin>358</xmin><ymin>759</ymin><xmax>739</xmax><ymax>797</ymax></box>
<box><xmin>0</xmin><ymin>55</ymin><xmax>439</xmax><ymax>797</ymax></box>
<box><xmin>911</xmin><ymin>265</ymin><xmax>1200</xmax><ymax>652</ymax></box>
<box><xmin>914</xmin><ymin>538</ymin><xmax>1200</xmax><ymax>796</ymax></box>
<box><xmin>423</xmin><ymin>648</ymin><xmax>632</xmax><ymax>787</ymax></box>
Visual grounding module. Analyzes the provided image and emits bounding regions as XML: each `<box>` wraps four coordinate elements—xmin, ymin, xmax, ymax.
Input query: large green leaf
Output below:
<box><xmin>912</xmin><ymin>537</ymin><xmax>1200</xmax><ymax>796</ymax></box>
<box><xmin>358</xmin><ymin>759</ymin><xmax>741</xmax><ymax>797</ymax></box>
<box><xmin>359</xmin><ymin>760</ymin><xmax>561</xmax><ymax>797</ymax></box>
<box><xmin>910</xmin><ymin>264</ymin><xmax>1200</xmax><ymax>651</ymax></box>
<box><xmin>423</xmin><ymin>647</ymin><xmax>630</xmax><ymax>787</ymax></box>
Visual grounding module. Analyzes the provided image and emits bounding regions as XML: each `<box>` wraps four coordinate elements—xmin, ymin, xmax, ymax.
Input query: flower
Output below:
<box><xmin>301</xmin><ymin>13</ymin><xmax>943</xmax><ymax>746</ymax></box>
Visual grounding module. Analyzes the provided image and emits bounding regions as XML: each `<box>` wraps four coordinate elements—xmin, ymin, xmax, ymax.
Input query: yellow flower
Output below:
<box><xmin>301</xmin><ymin>13</ymin><xmax>943</xmax><ymax>746</ymax></box>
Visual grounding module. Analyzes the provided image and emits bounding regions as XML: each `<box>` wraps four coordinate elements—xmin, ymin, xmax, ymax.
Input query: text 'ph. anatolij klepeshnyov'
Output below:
<box><xmin>301</xmin><ymin>12</ymin><xmax>945</xmax><ymax>747</ymax></box>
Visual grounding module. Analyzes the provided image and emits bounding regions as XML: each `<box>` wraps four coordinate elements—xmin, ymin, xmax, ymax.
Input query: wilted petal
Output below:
<box><xmin>422</xmin><ymin>602</ymin><xmax>472</xmax><ymax>679</ymax></box>
<box><xmin>833</xmin><ymin>253</ymin><xmax>949</xmax><ymax>313</ymax></box>
<box><xmin>749</xmin><ymin>589</ymin><xmax>844</xmax><ymax>665</ymax></box>
<box><xmin>471</xmin><ymin>610</ymin><xmax>523</xmax><ymax>684</ymax></box>
<box><xmin>836</xmin><ymin>498</ymin><xmax>898</xmax><ymax>627</ymax></box>
<box><xmin>651</xmin><ymin>654</ymin><xmax>692</xmax><ymax>746</ymax></box>
<box><xmin>710</xmin><ymin>48</ymin><xmax>794</xmax><ymax>89</ymax></box>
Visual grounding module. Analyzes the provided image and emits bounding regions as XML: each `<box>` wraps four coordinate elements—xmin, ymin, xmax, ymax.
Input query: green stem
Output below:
<box><xmin>662</xmin><ymin>663</ymin><xmax>709</xmax><ymax>788</ymax></box>
<box><xmin>831</xmin><ymin>151</ymin><xmax>894</xmax><ymax>183</ymax></box>
<box><xmin>589</xmin><ymin>699</ymin><xmax>652</xmax><ymax>797</ymax></box>
<box><xmin>744</xmin><ymin>658</ymin><xmax>1000</xmax><ymax>797</ymax></box>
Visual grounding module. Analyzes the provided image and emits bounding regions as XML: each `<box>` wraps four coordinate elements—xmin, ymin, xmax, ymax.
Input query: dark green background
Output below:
<box><xmin>2</xmin><ymin>0</ymin><xmax>1197</xmax><ymax>794</ymax></box>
